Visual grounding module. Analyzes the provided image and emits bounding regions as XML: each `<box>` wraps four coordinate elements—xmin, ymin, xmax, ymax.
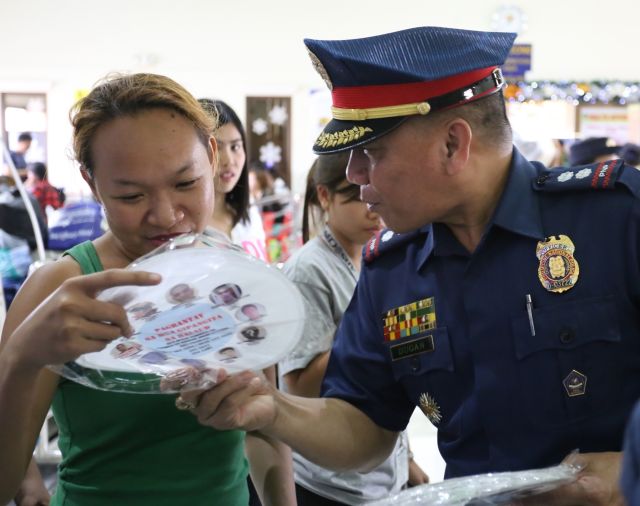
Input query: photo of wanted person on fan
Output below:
<box><xmin>236</xmin><ymin>303</ymin><xmax>265</xmax><ymax>322</ymax></box>
<box><xmin>239</xmin><ymin>325</ymin><xmax>266</xmax><ymax>343</ymax></box>
<box><xmin>127</xmin><ymin>301</ymin><xmax>160</xmax><ymax>321</ymax></box>
<box><xmin>167</xmin><ymin>282</ymin><xmax>200</xmax><ymax>306</ymax></box>
<box><xmin>209</xmin><ymin>283</ymin><xmax>242</xmax><ymax>306</ymax></box>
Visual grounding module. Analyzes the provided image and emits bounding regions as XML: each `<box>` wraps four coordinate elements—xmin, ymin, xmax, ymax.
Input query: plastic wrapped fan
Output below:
<box><xmin>367</xmin><ymin>458</ymin><xmax>583</xmax><ymax>506</ymax></box>
<box><xmin>48</xmin><ymin>231</ymin><xmax>305</xmax><ymax>394</ymax></box>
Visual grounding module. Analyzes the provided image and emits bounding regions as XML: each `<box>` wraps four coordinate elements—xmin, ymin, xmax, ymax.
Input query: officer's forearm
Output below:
<box><xmin>264</xmin><ymin>393</ymin><xmax>398</xmax><ymax>472</ymax></box>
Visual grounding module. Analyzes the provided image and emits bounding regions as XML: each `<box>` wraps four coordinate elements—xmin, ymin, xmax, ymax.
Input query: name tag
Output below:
<box><xmin>390</xmin><ymin>335</ymin><xmax>434</xmax><ymax>361</ymax></box>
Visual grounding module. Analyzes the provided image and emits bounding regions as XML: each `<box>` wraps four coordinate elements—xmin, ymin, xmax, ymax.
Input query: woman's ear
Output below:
<box><xmin>80</xmin><ymin>169</ymin><xmax>101</xmax><ymax>204</ymax></box>
<box><xmin>444</xmin><ymin>119</ymin><xmax>472</xmax><ymax>175</ymax></box>
<box><xmin>208</xmin><ymin>136</ymin><xmax>218</xmax><ymax>176</ymax></box>
<box><xmin>316</xmin><ymin>184</ymin><xmax>331</xmax><ymax>211</ymax></box>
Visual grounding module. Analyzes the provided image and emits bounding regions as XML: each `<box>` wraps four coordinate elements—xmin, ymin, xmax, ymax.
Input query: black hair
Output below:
<box><xmin>302</xmin><ymin>152</ymin><xmax>358</xmax><ymax>243</ymax></box>
<box><xmin>435</xmin><ymin>90</ymin><xmax>512</xmax><ymax>148</ymax></box>
<box><xmin>18</xmin><ymin>132</ymin><xmax>32</xmax><ymax>142</ymax></box>
<box><xmin>199</xmin><ymin>98</ymin><xmax>250</xmax><ymax>226</ymax></box>
<box><xmin>27</xmin><ymin>161</ymin><xmax>47</xmax><ymax>180</ymax></box>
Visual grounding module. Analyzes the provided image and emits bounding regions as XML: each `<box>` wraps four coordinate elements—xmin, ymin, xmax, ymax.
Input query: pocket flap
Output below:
<box><xmin>511</xmin><ymin>295</ymin><xmax>620</xmax><ymax>359</ymax></box>
<box><xmin>389</xmin><ymin>326</ymin><xmax>454</xmax><ymax>378</ymax></box>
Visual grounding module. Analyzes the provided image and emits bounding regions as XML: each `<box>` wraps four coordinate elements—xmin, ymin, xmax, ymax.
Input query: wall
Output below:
<box><xmin>1</xmin><ymin>0</ymin><xmax>638</xmax><ymax>194</ymax></box>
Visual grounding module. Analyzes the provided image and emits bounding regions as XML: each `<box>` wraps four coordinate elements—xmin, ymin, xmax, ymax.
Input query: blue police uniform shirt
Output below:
<box><xmin>321</xmin><ymin>148</ymin><xmax>640</xmax><ymax>479</ymax></box>
<box><xmin>621</xmin><ymin>399</ymin><xmax>640</xmax><ymax>504</ymax></box>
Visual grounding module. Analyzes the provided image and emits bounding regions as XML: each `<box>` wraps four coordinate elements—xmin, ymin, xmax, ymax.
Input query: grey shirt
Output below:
<box><xmin>280</xmin><ymin>227</ymin><xmax>408</xmax><ymax>504</ymax></box>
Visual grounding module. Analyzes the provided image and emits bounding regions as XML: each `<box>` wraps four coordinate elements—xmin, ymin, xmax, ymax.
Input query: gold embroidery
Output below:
<box><xmin>315</xmin><ymin>126</ymin><xmax>373</xmax><ymax>148</ymax></box>
<box><xmin>307</xmin><ymin>49</ymin><xmax>333</xmax><ymax>90</ymax></box>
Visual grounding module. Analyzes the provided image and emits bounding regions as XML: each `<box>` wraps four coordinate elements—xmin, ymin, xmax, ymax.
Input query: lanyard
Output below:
<box><xmin>321</xmin><ymin>227</ymin><xmax>358</xmax><ymax>280</ymax></box>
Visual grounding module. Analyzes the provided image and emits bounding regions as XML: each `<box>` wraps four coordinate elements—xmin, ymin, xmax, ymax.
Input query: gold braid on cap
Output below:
<box><xmin>331</xmin><ymin>101</ymin><xmax>431</xmax><ymax>121</ymax></box>
<box><xmin>329</xmin><ymin>69</ymin><xmax>505</xmax><ymax>121</ymax></box>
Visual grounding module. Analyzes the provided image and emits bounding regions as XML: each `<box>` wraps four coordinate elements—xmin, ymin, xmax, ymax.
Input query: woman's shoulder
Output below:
<box><xmin>284</xmin><ymin>238</ymin><xmax>335</xmax><ymax>275</ymax></box>
<box><xmin>18</xmin><ymin>257</ymin><xmax>82</xmax><ymax>302</ymax></box>
<box><xmin>2</xmin><ymin>257</ymin><xmax>82</xmax><ymax>340</ymax></box>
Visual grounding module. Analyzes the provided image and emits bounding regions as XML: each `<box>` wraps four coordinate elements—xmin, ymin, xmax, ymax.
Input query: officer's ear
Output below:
<box><xmin>443</xmin><ymin>118</ymin><xmax>472</xmax><ymax>175</ymax></box>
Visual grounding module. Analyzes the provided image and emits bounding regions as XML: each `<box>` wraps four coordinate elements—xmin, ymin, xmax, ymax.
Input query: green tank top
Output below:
<box><xmin>50</xmin><ymin>241</ymin><xmax>249</xmax><ymax>506</ymax></box>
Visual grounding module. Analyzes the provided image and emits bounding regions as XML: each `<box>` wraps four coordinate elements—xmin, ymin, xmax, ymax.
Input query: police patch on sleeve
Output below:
<box><xmin>363</xmin><ymin>228</ymin><xmax>423</xmax><ymax>264</ymax></box>
<box><xmin>533</xmin><ymin>159</ymin><xmax>625</xmax><ymax>192</ymax></box>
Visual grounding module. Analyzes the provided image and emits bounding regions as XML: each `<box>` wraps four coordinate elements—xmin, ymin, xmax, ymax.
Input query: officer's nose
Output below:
<box><xmin>346</xmin><ymin>148</ymin><xmax>370</xmax><ymax>186</ymax></box>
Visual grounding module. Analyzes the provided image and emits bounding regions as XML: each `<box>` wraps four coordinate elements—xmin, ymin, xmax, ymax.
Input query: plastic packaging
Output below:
<box><xmin>48</xmin><ymin>232</ymin><xmax>305</xmax><ymax>394</ymax></box>
<box><xmin>368</xmin><ymin>456</ymin><xmax>584</xmax><ymax>506</ymax></box>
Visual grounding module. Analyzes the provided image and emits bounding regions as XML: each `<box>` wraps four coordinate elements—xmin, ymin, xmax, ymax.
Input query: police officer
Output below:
<box><xmin>180</xmin><ymin>26</ymin><xmax>635</xmax><ymax>505</ymax></box>
<box><xmin>568</xmin><ymin>136</ymin><xmax>620</xmax><ymax>166</ymax></box>
<box><xmin>621</xmin><ymin>142</ymin><xmax>640</xmax><ymax>168</ymax></box>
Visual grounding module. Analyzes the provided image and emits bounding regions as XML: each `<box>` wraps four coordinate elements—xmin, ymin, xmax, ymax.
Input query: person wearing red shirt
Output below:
<box><xmin>25</xmin><ymin>162</ymin><xmax>64</xmax><ymax>218</ymax></box>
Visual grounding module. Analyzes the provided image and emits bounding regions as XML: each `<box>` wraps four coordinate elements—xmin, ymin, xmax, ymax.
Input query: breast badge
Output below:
<box><xmin>536</xmin><ymin>235</ymin><xmax>580</xmax><ymax>293</ymax></box>
<box><xmin>419</xmin><ymin>392</ymin><xmax>442</xmax><ymax>425</ymax></box>
<box><xmin>563</xmin><ymin>369</ymin><xmax>587</xmax><ymax>397</ymax></box>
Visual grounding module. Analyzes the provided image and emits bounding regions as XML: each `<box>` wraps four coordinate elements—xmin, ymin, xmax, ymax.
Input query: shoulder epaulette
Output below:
<box><xmin>363</xmin><ymin>228</ymin><xmax>422</xmax><ymax>264</ymax></box>
<box><xmin>533</xmin><ymin>159</ymin><xmax>630</xmax><ymax>193</ymax></box>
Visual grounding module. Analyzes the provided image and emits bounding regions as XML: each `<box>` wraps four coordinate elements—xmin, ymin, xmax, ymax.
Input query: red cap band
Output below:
<box><xmin>331</xmin><ymin>66</ymin><xmax>497</xmax><ymax>109</ymax></box>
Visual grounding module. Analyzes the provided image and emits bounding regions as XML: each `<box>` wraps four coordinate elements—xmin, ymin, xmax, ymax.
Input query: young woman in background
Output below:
<box><xmin>198</xmin><ymin>99</ymin><xmax>267</xmax><ymax>262</ymax></box>
<box><xmin>280</xmin><ymin>153</ymin><xmax>429</xmax><ymax>505</ymax></box>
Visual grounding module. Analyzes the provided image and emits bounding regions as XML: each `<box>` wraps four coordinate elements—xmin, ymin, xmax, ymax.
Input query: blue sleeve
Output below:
<box><xmin>320</xmin><ymin>269</ymin><xmax>415</xmax><ymax>432</ymax></box>
<box><xmin>621</xmin><ymin>400</ymin><xmax>640</xmax><ymax>505</ymax></box>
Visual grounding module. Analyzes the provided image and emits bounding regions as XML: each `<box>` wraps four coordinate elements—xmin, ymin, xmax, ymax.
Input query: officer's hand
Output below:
<box><xmin>176</xmin><ymin>369</ymin><xmax>277</xmax><ymax>432</ymax></box>
<box><xmin>512</xmin><ymin>451</ymin><xmax>623</xmax><ymax>506</ymax></box>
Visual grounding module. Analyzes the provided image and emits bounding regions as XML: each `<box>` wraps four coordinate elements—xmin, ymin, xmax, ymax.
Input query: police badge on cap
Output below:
<box><xmin>304</xmin><ymin>26</ymin><xmax>516</xmax><ymax>154</ymax></box>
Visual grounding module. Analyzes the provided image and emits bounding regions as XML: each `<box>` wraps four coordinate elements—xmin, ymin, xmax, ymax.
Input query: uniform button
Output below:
<box><xmin>559</xmin><ymin>327</ymin><xmax>575</xmax><ymax>344</ymax></box>
<box><xmin>410</xmin><ymin>357</ymin><xmax>421</xmax><ymax>372</ymax></box>
<box><xmin>537</xmin><ymin>174</ymin><xmax>550</xmax><ymax>185</ymax></box>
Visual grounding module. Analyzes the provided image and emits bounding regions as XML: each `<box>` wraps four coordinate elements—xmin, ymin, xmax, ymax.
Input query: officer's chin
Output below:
<box><xmin>383</xmin><ymin>219</ymin><xmax>423</xmax><ymax>235</ymax></box>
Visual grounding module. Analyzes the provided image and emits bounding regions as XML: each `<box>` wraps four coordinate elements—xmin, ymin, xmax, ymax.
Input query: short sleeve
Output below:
<box><xmin>320</xmin><ymin>270</ymin><xmax>415</xmax><ymax>432</ymax></box>
<box><xmin>280</xmin><ymin>274</ymin><xmax>335</xmax><ymax>376</ymax></box>
<box><xmin>622</xmin><ymin>400</ymin><xmax>640</xmax><ymax>505</ymax></box>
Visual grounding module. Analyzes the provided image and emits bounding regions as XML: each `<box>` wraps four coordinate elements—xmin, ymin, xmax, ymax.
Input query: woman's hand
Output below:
<box><xmin>4</xmin><ymin>269</ymin><xmax>161</xmax><ymax>371</ymax></box>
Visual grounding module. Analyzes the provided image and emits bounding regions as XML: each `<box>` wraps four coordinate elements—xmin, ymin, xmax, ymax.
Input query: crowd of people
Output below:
<box><xmin>1</xmin><ymin>23</ymin><xmax>640</xmax><ymax>506</ymax></box>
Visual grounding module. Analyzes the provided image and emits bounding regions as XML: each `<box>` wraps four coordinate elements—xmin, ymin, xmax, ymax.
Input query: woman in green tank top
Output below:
<box><xmin>0</xmin><ymin>73</ymin><xmax>295</xmax><ymax>506</ymax></box>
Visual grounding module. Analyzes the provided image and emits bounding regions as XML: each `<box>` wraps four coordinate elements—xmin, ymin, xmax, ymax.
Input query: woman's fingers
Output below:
<box><xmin>57</xmin><ymin>269</ymin><xmax>163</xmax><ymax>339</ymax></box>
<box><xmin>72</xmin><ymin>269</ymin><xmax>162</xmax><ymax>297</ymax></box>
<box><xmin>12</xmin><ymin>269</ymin><xmax>162</xmax><ymax>367</ymax></box>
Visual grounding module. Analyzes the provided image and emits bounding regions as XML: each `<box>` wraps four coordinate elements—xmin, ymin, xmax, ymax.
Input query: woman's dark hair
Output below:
<box><xmin>302</xmin><ymin>152</ymin><xmax>358</xmax><ymax>243</ymax></box>
<box><xmin>199</xmin><ymin>98</ymin><xmax>250</xmax><ymax>226</ymax></box>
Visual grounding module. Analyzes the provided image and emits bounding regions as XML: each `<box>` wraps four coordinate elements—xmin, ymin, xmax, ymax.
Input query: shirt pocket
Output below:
<box><xmin>389</xmin><ymin>326</ymin><xmax>456</xmax><ymax>412</ymax></box>
<box><xmin>510</xmin><ymin>294</ymin><xmax>621</xmax><ymax>427</ymax></box>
